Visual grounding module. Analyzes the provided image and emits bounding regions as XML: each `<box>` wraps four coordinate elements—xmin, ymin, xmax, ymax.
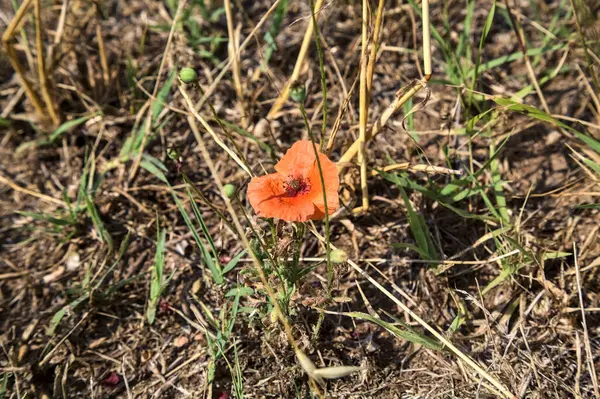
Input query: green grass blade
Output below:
<box><xmin>222</xmin><ymin>249</ymin><xmax>248</xmax><ymax>275</ymax></box>
<box><xmin>262</xmin><ymin>0</ymin><xmax>288</xmax><ymax>67</ymax></box>
<box><xmin>490</xmin><ymin>142</ymin><xmax>509</xmax><ymax>223</ymax></box>
<box><xmin>220</xmin><ymin>120</ymin><xmax>275</xmax><ymax>158</ymax></box>
<box><xmin>17</xmin><ymin>211</ymin><xmax>76</xmax><ymax>227</ymax></box>
<box><xmin>398</xmin><ymin>186</ymin><xmax>437</xmax><ymax>261</ymax></box>
<box><xmin>141</xmin><ymin>160</ymin><xmax>225</xmax><ymax>285</ymax></box>
<box><xmin>456</xmin><ymin>0</ymin><xmax>476</xmax><ymax>63</ymax></box>
<box><xmin>152</xmin><ymin>70</ymin><xmax>177</xmax><ymax>125</ymax></box>
<box><xmin>46</xmin><ymin>295</ymin><xmax>89</xmax><ymax>336</ymax></box>
<box><xmin>140</xmin><ymin>159</ymin><xmax>169</xmax><ymax>183</ymax></box>
<box><xmin>575</xmin><ymin>204</ymin><xmax>600</xmax><ymax>210</ymax></box>
<box><xmin>468</xmin><ymin>1</ymin><xmax>496</xmax><ymax>109</ymax></box>
<box><xmin>186</xmin><ymin>187</ymin><xmax>223</xmax><ymax>284</ymax></box>
<box><xmin>147</xmin><ymin>221</ymin><xmax>166</xmax><ymax>325</ymax></box>
<box><xmin>342</xmin><ymin>311</ymin><xmax>442</xmax><ymax>350</ymax></box>
<box><xmin>0</xmin><ymin>116</ymin><xmax>11</xmax><ymax>128</ymax></box>
<box><xmin>466</xmin><ymin>43</ymin><xmax>565</xmax><ymax>79</ymax></box>
<box><xmin>49</xmin><ymin>113</ymin><xmax>99</xmax><ymax>142</ymax></box>
<box><xmin>84</xmin><ymin>192</ymin><xmax>113</xmax><ymax>251</ymax></box>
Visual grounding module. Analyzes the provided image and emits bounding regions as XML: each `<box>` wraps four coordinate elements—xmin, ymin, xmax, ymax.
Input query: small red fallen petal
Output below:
<box><xmin>159</xmin><ymin>299</ymin><xmax>170</xmax><ymax>313</ymax></box>
<box><xmin>217</xmin><ymin>392</ymin><xmax>229</xmax><ymax>399</ymax></box>
<box><xmin>219</xmin><ymin>255</ymin><xmax>232</xmax><ymax>263</ymax></box>
<box><xmin>102</xmin><ymin>372</ymin><xmax>120</xmax><ymax>386</ymax></box>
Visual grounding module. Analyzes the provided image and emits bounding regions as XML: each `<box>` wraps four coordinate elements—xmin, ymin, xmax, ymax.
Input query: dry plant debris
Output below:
<box><xmin>1</xmin><ymin>0</ymin><xmax>600</xmax><ymax>398</ymax></box>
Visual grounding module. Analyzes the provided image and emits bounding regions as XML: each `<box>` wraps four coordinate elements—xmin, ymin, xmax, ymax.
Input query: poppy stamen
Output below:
<box><xmin>283</xmin><ymin>176</ymin><xmax>311</xmax><ymax>197</ymax></box>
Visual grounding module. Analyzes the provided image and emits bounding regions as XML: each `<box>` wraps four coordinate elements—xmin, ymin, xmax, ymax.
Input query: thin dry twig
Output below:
<box><xmin>180</xmin><ymin>86</ymin><xmax>252</xmax><ymax>177</ymax></box>
<box><xmin>266</xmin><ymin>0</ymin><xmax>325</xmax><ymax>119</ymax></box>
<box><xmin>0</xmin><ymin>172</ymin><xmax>66</xmax><ymax>207</ymax></box>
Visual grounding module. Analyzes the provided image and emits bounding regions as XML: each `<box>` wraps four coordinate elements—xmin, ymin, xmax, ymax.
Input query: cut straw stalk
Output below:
<box><xmin>358</xmin><ymin>0</ymin><xmax>369</xmax><ymax>211</ymax></box>
<box><xmin>337</xmin><ymin>0</ymin><xmax>431</xmax><ymax>175</ymax></box>
<box><xmin>34</xmin><ymin>0</ymin><xmax>60</xmax><ymax>126</ymax></box>
<box><xmin>422</xmin><ymin>0</ymin><xmax>431</xmax><ymax>77</ymax></box>
<box><xmin>366</xmin><ymin>0</ymin><xmax>386</xmax><ymax>93</ymax></box>
<box><xmin>266</xmin><ymin>0</ymin><xmax>324</xmax><ymax>119</ymax></box>
<box><xmin>1</xmin><ymin>0</ymin><xmax>47</xmax><ymax>122</ymax></box>
<box><xmin>179</xmin><ymin>86</ymin><xmax>252</xmax><ymax>177</ymax></box>
<box><xmin>337</xmin><ymin>79</ymin><xmax>427</xmax><ymax>173</ymax></box>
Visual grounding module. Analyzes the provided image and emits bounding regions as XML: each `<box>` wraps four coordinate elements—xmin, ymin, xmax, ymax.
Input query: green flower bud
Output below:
<box><xmin>289</xmin><ymin>81</ymin><xmax>306</xmax><ymax>104</ymax></box>
<box><xmin>179</xmin><ymin>67</ymin><xmax>198</xmax><ymax>83</ymax></box>
<box><xmin>167</xmin><ymin>147</ymin><xmax>181</xmax><ymax>161</ymax></box>
<box><xmin>330</xmin><ymin>249</ymin><xmax>348</xmax><ymax>264</ymax></box>
<box><xmin>223</xmin><ymin>184</ymin><xmax>236</xmax><ymax>199</ymax></box>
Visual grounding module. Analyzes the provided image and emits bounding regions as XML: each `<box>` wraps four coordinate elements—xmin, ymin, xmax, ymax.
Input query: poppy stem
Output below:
<box><xmin>190</xmin><ymin>120</ymin><xmax>327</xmax><ymax>394</ymax></box>
<box><xmin>181</xmin><ymin>173</ymin><xmax>239</xmax><ymax>238</ymax></box>
<box><xmin>309</xmin><ymin>0</ymin><xmax>328</xmax><ymax>152</ymax></box>
<box><xmin>297</xmin><ymin>103</ymin><xmax>333</xmax><ymax>300</ymax></box>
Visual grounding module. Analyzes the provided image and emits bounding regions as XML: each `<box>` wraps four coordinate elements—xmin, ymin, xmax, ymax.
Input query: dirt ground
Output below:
<box><xmin>1</xmin><ymin>0</ymin><xmax>600</xmax><ymax>398</ymax></box>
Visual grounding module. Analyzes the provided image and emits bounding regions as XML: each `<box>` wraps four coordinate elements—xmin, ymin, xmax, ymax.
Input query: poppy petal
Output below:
<box><xmin>307</xmin><ymin>152</ymin><xmax>339</xmax><ymax>216</ymax></box>
<box><xmin>247</xmin><ymin>173</ymin><xmax>316</xmax><ymax>222</ymax></box>
<box><xmin>274</xmin><ymin>140</ymin><xmax>317</xmax><ymax>178</ymax></box>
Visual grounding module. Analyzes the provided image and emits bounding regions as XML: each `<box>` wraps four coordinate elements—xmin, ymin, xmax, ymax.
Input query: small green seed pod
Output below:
<box><xmin>167</xmin><ymin>147</ymin><xmax>181</xmax><ymax>161</ymax></box>
<box><xmin>223</xmin><ymin>184</ymin><xmax>236</xmax><ymax>199</ymax></box>
<box><xmin>330</xmin><ymin>249</ymin><xmax>348</xmax><ymax>264</ymax></box>
<box><xmin>289</xmin><ymin>81</ymin><xmax>306</xmax><ymax>104</ymax></box>
<box><xmin>179</xmin><ymin>67</ymin><xmax>198</xmax><ymax>84</ymax></box>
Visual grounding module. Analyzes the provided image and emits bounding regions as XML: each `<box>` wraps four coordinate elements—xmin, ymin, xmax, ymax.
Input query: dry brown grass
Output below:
<box><xmin>1</xmin><ymin>0</ymin><xmax>599</xmax><ymax>398</ymax></box>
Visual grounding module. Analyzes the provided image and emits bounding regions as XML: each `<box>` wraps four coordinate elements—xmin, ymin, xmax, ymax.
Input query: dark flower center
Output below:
<box><xmin>283</xmin><ymin>176</ymin><xmax>311</xmax><ymax>197</ymax></box>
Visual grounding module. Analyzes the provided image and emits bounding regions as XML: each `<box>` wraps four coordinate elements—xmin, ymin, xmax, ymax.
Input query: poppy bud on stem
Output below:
<box><xmin>167</xmin><ymin>147</ymin><xmax>181</xmax><ymax>161</ymax></box>
<box><xmin>330</xmin><ymin>249</ymin><xmax>348</xmax><ymax>264</ymax></box>
<box><xmin>222</xmin><ymin>184</ymin><xmax>236</xmax><ymax>199</ymax></box>
<box><xmin>179</xmin><ymin>67</ymin><xmax>198</xmax><ymax>84</ymax></box>
<box><xmin>289</xmin><ymin>81</ymin><xmax>306</xmax><ymax>104</ymax></box>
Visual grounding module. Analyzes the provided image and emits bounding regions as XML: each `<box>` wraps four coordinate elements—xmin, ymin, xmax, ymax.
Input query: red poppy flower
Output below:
<box><xmin>247</xmin><ymin>140</ymin><xmax>339</xmax><ymax>222</ymax></box>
